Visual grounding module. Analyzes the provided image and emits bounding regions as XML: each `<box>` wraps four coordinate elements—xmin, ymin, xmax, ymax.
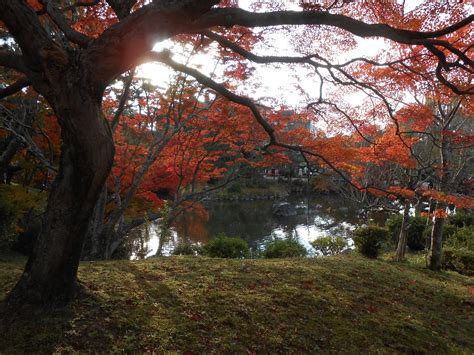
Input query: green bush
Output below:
<box><xmin>386</xmin><ymin>215</ymin><xmax>428</xmax><ymax>251</ymax></box>
<box><xmin>353</xmin><ymin>225</ymin><xmax>389</xmax><ymax>258</ymax></box>
<box><xmin>386</xmin><ymin>214</ymin><xmax>403</xmax><ymax>243</ymax></box>
<box><xmin>262</xmin><ymin>239</ymin><xmax>307</xmax><ymax>258</ymax></box>
<box><xmin>407</xmin><ymin>216</ymin><xmax>429</xmax><ymax>251</ymax></box>
<box><xmin>0</xmin><ymin>185</ymin><xmax>45</xmax><ymax>250</ymax></box>
<box><xmin>442</xmin><ymin>247</ymin><xmax>474</xmax><ymax>276</ymax></box>
<box><xmin>172</xmin><ymin>243</ymin><xmax>202</xmax><ymax>256</ymax></box>
<box><xmin>443</xmin><ymin>224</ymin><xmax>458</xmax><ymax>240</ymax></box>
<box><xmin>203</xmin><ymin>234</ymin><xmax>249</xmax><ymax>258</ymax></box>
<box><xmin>311</xmin><ymin>235</ymin><xmax>348</xmax><ymax>256</ymax></box>
<box><xmin>228</xmin><ymin>184</ymin><xmax>242</xmax><ymax>194</ymax></box>
<box><xmin>445</xmin><ymin>226</ymin><xmax>474</xmax><ymax>250</ymax></box>
<box><xmin>449</xmin><ymin>209</ymin><xmax>474</xmax><ymax>228</ymax></box>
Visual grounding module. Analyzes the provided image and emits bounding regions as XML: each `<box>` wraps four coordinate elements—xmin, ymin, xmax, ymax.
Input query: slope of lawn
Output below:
<box><xmin>1</xmin><ymin>253</ymin><xmax>473</xmax><ymax>353</ymax></box>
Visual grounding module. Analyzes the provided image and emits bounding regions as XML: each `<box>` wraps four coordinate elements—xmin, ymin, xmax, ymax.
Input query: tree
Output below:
<box><xmin>336</xmin><ymin>95</ymin><xmax>473</xmax><ymax>262</ymax></box>
<box><xmin>84</xmin><ymin>73</ymin><xmax>278</xmax><ymax>259</ymax></box>
<box><xmin>0</xmin><ymin>0</ymin><xmax>472</xmax><ymax>305</ymax></box>
<box><xmin>419</xmin><ymin>97</ymin><xmax>473</xmax><ymax>270</ymax></box>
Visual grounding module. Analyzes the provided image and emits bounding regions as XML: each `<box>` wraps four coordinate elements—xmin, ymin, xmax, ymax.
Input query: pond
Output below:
<box><xmin>127</xmin><ymin>194</ymin><xmax>387</xmax><ymax>259</ymax></box>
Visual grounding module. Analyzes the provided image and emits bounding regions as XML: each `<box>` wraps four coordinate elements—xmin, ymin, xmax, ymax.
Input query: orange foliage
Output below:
<box><xmin>433</xmin><ymin>209</ymin><xmax>448</xmax><ymax>219</ymax></box>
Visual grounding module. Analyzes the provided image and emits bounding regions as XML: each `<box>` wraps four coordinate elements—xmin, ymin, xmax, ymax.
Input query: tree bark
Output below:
<box><xmin>414</xmin><ymin>198</ymin><xmax>424</xmax><ymax>217</ymax></box>
<box><xmin>428</xmin><ymin>121</ymin><xmax>449</xmax><ymax>272</ymax></box>
<box><xmin>395</xmin><ymin>201</ymin><xmax>410</xmax><ymax>261</ymax></box>
<box><xmin>7</xmin><ymin>87</ymin><xmax>114</xmax><ymax>306</ymax></box>
<box><xmin>0</xmin><ymin>135</ymin><xmax>24</xmax><ymax>183</ymax></box>
<box><xmin>428</xmin><ymin>203</ymin><xmax>446</xmax><ymax>271</ymax></box>
<box><xmin>82</xmin><ymin>184</ymin><xmax>108</xmax><ymax>260</ymax></box>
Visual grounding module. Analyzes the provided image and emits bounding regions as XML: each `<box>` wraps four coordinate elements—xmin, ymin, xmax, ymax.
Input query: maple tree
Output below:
<box><xmin>0</xmin><ymin>0</ymin><xmax>472</xmax><ymax>306</ymax></box>
<box><xmin>413</xmin><ymin>96</ymin><xmax>473</xmax><ymax>269</ymax></box>
<box><xmin>312</xmin><ymin>72</ymin><xmax>473</xmax><ymax>264</ymax></box>
<box><xmin>85</xmin><ymin>74</ymin><xmax>277</xmax><ymax>259</ymax></box>
<box><xmin>343</xmin><ymin>98</ymin><xmax>473</xmax><ymax>263</ymax></box>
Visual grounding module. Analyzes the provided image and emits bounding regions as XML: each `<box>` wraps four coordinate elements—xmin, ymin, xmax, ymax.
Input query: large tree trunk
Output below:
<box><xmin>428</xmin><ymin>126</ymin><xmax>449</xmax><ymax>272</ymax></box>
<box><xmin>7</xmin><ymin>88</ymin><xmax>114</xmax><ymax>306</ymax></box>
<box><xmin>428</xmin><ymin>203</ymin><xmax>446</xmax><ymax>272</ymax></box>
<box><xmin>395</xmin><ymin>201</ymin><xmax>410</xmax><ymax>261</ymax></box>
<box><xmin>82</xmin><ymin>185</ymin><xmax>108</xmax><ymax>260</ymax></box>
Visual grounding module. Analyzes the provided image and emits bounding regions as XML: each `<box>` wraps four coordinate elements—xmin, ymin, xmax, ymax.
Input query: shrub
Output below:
<box><xmin>445</xmin><ymin>226</ymin><xmax>474</xmax><ymax>250</ymax></box>
<box><xmin>228</xmin><ymin>184</ymin><xmax>242</xmax><ymax>194</ymax></box>
<box><xmin>449</xmin><ymin>209</ymin><xmax>474</xmax><ymax>228</ymax></box>
<box><xmin>0</xmin><ymin>185</ymin><xmax>45</xmax><ymax>249</ymax></box>
<box><xmin>203</xmin><ymin>234</ymin><xmax>249</xmax><ymax>258</ymax></box>
<box><xmin>262</xmin><ymin>239</ymin><xmax>307</xmax><ymax>258</ymax></box>
<box><xmin>311</xmin><ymin>235</ymin><xmax>348</xmax><ymax>256</ymax></box>
<box><xmin>172</xmin><ymin>243</ymin><xmax>202</xmax><ymax>256</ymax></box>
<box><xmin>443</xmin><ymin>224</ymin><xmax>458</xmax><ymax>240</ymax></box>
<box><xmin>406</xmin><ymin>216</ymin><xmax>429</xmax><ymax>251</ymax></box>
<box><xmin>353</xmin><ymin>225</ymin><xmax>389</xmax><ymax>258</ymax></box>
<box><xmin>386</xmin><ymin>215</ymin><xmax>428</xmax><ymax>251</ymax></box>
<box><xmin>442</xmin><ymin>247</ymin><xmax>474</xmax><ymax>276</ymax></box>
<box><xmin>386</xmin><ymin>215</ymin><xmax>403</xmax><ymax>242</ymax></box>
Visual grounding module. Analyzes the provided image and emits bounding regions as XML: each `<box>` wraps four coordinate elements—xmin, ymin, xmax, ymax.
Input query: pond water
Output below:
<box><xmin>128</xmin><ymin>194</ymin><xmax>387</xmax><ymax>259</ymax></box>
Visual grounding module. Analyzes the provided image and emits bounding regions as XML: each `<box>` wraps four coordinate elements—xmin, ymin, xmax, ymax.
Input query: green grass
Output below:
<box><xmin>1</xmin><ymin>253</ymin><xmax>473</xmax><ymax>353</ymax></box>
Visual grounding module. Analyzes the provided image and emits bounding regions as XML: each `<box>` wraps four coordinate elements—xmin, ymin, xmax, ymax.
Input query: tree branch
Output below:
<box><xmin>0</xmin><ymin>0</ymin><xmax>56</xmax><ymax>72</ymax></box>
<box><xmin>105</xmin><ymin>0</ymin><xmax>136</xmax><ymax>19</ymax></box>
<box><xmin>195</xmin><ymin>9</ymin><xmax>473</xmax><ymax>44</ymax></box>
<box><xmin>196</xmin><ymin>9</ymin><xmax>473</xmax><ymax>95</ymax></box>
<box><xmin>62</xmin><ymin>0</ymin><xmax>100</xmax><ymax>13</ymax></box>
<box><xmin>44</xmin><ymin>0</ymin><xmax>92</xmax><ymax>47</ymax></box>
<box><xmin>87</xmin><ymin>0</ymin><xmax>220</xmax><ymax>86</ymax></box>
<box><xmin>149</xmin><ymin>51</ymin><xmax>420</xmax><ymax>200</ymax></box>
<box><xmin>203</xmin><ymin>30</ymin><xmax>319</xmax><ymax>65</ymax></box>
<box><xmin>0</xmin><ymin>78</ymin><xmax>31</xmax><ymax>99</ymax></box>
<box><xmin>111</xmin><ymin>69</ymin><xmax>135</xmax><ymax>131</ymax></box>
<box><xmin>145</xmin><ymin>51</ymin><xmax>276</xmax><ymax>141</ymax></box>
<box><xmin>0</xmin><ymin>51</ymin><xmax>26</xmax><ymax>72</ymax></box>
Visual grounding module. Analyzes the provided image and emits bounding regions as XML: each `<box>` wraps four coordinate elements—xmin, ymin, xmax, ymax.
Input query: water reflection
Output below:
<box><xmin>129</xmin><ymin>194</ymin><xmax>380</xmax><ymax>259</ymax></box>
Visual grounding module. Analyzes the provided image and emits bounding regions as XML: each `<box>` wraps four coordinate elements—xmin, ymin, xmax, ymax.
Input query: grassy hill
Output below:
<box><xmin>1</xmin><ymin>254</ymin><xmax>473</xmax><ymax>353</ymax></box>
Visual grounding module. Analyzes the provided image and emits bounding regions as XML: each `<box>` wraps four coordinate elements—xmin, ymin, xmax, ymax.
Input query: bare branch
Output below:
<box><xmin>0</xmin><ymin>78</ymin><xmax>31</xmax><ymax>99</ymax></box>
<box><xmin>308</xmin><ymin>100</ymin><xmax>375</xmax><ymax>145</ymax></box>
<box><xmin>203</xmin><ymin>30</ymin><xmax>318</xmax><ymax>65</ymax></box>
<box><xmin>111</xmin><ymin>69</ymin><xmax>136</xmax><ymax>131</ymax></box>
<box><xmin>0</xmin><ymin>104</ymin><xmax>57</xmax><ymax>172</ymax></box>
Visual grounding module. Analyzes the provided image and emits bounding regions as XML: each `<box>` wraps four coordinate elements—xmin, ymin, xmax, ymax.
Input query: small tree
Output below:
<box><xmin>262</xmin><ymin>239</ymin><xmax>307</xmax><ymax>258</ymax></box>
<box><xmin>353</xmin><ymin>226</ymin><xmax>389</xmax><ymax>258</ymax></box>
<box><xmin>311</xmin><ymin>235</ymin><xmax>348</xmax><ymax>256</ymax></box>
<box><xmin>203</xmin><ymin>234</ymin><xmax>249</xmax><ymax>258</ymax></box>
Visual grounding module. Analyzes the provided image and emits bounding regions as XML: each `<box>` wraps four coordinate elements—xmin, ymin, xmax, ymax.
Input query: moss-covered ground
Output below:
<box><xmin>1</xmin><ymin>253</ymin><xmax>473</xmax><ymax>353</ymax></box>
